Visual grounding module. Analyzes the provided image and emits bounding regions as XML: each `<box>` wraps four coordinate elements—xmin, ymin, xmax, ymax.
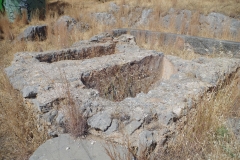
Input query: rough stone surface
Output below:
<box><xmin>56</xmin><ymin>111</ymin><xmax>65</xmax><ymax>125</ymax></box>
<box><xmin>109</xmin><ymin>2</ymin><xmax>120</xmax><ymax>13</ymax></box>
<box><xmin>17</xmin><ymin>25</ymin><xmax>47</xmax><ymax>41</ymax></box>
<box><xmin>87</xmin><ymin>111</ymin><xmax>112</xmax><ymax>131</ymax></box>
<box><xmin>93</xmin><ymin>12</ymin><xmax>116</xmax><ymax>25</ymax></box>
<box><xmin>125</xmin><ymin>120</ymin><xmax>143</xmax><ymax>135</ymax></box>
<box><xmin>90</xmin><ymin>32</ymin><xmax>112</xmax><ymax>42</ymax></box>
<box><xmin>42</xmin><ymin>110</ymin><xmax>58</xmax><ymax>125</ymax></box>
<box><xmin>22</xmin><ymin>85</ymin><xmax>38</xmax><ymax>98</ymax></box>
<box><xmin>138</xmin><ymin>130</ymin><xmax>156</xmax><ymax>156</ymax></box>
<box><xmin>112</xmin><ymin>29</ymin><xmax>127</xmax><ymax>37</ymax></box>
<box><xmin>136</xmin><ymin>9</ymin><xmax>153</xmax><ymax>26</ymax></box>
<box><xmin>114</xmin><ymin>34</ymin><xmax>136</xmax><ymax>45</ymax></box>
<box><xmin>139</xmin><ymin>130</ymin><xmax>154</xmax><ymax>147</ymax></box>
<box><xmin>29</xmin><ymin>134</ymin><xmax>131</xmax><ymax>160</ymax></box>
<box><xmin>105</xmin><ymin>119</ymin><xmax>119</xmax><ymax>134</ymax></box>
<box><xmin>56</xmin><ymin>15</ymin><xmax>77</xmax><ymax>30</ymax></box>
<box><xmin>54</xmin><ymin>15</ymin><xmax>89</xmax><ymax>33</ymax></box>
<box><xmin>5</xmin><ymin>31</ymin><xmax>240</xmax><ymax>156</ymax></box>
<box><xmin>158</xmin><ymin>111</ymin><xmax>177</xmax><ymax>125</ymax></box>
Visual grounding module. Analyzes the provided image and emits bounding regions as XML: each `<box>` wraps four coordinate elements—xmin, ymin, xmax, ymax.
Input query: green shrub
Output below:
<box><xmin>0</xmin><ymin>0</ymin><xmax>4</xmax><ymax>12</ymax></box>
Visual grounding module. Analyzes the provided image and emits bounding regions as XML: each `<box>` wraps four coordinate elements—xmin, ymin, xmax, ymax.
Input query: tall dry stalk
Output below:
<box><xmin>58</xmin><ymin>69</ymin><xmax>88</xmax><ymax>138</ymax></box>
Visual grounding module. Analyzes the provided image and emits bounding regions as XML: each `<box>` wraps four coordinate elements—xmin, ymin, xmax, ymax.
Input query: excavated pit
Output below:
<box><xmin>81</xmin><ymin>54</ymin><xmax>170</xmax><ymax>101</ymax></box>
<box><xmin>36</xmin><ymin>42</ymin><xmax>116</xmax><ymax>63</ymax></box>
<box><xmin>5</xmin><ymin>32</ymin><xmax>240</xmax><ymax>160</ymax></box>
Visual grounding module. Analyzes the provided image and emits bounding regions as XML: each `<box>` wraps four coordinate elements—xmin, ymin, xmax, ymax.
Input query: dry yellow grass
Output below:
<box><xmin>0</xmin><ymin>0</ymin><xmax>240</xmax><ymax>159</ymax></box>
<box><xmin>134</xmin><ymin>31</ymin><xmax>200</xmax><ymax>60</ymax></box>
<box><xmin>0</xmin><ymin>70</ymin><xmax>48</xmax><ymax>160</ymax></box>
<box><xmin>1</xmin><ymin>0</ymin><xmax>239</xmax><ymax>56</ymax></box>
<box><xmin>160</xmin><ymin>75</ymin><xmax>240</xmax><ymax>160</ymax></box>
<box><xmin>115</xmin><ymin>0</ymin><xmax>240</xmax><ymax>17</ymax></box>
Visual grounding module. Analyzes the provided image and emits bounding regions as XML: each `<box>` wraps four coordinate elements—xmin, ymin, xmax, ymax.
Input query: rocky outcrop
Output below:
<box><xmin>55</xmin><ymin>15</ymin><xmax>77</xmax><ymax>32</ymax></box>
<box><xmin>97</xmin><ymin>3</ymin><xmax>240</xmax><ymax>38</ymax></box>
<box><xmin>54</xmin><ymin>15</ymin><xmax>90</xmax><ymax>33</ymax></box>
<box><xmin>14</xmin><ymin>15</ymin><xmax>89</xmax><ymax>42</ymax></box>
<box><xmin>17</xmin><ymin>25</ymin><xmax>47</xmax><ymax>41</ymax></box>
<box><xmin>5</xmin><ymin>32</ymin><xmax>240</xmax><ymax>156</ymax></box>
<box><xmin>93</xmin><ymin>12</ymin><xmax>116</xmax><ymax>25</ymax></box>
<box><xmin>113</xmin><ymin>28</ymin><xmax>240</xmax><ymax>56</ymax></box>
<box><xmin>160</xmin><ymin>8</ymin><xmax>240</xmax><ymax>37</ymax></box>
<box><xmin>29</xmin><ymin>134</ymin><xmax>132</xmax><ymax>160</ymax></box>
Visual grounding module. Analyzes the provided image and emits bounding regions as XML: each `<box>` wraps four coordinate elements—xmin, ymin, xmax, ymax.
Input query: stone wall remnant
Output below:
<box><xmin>5</xmin><ymin>32</ymin><xmax>240</xmax><ymax>156</ymax></box>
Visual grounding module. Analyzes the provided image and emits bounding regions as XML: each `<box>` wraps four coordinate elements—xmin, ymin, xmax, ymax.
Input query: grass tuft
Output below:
<box><xmin>60</xmin><ymin>70</ymin><xmax>88</xmax><ymax>138</ymax></box>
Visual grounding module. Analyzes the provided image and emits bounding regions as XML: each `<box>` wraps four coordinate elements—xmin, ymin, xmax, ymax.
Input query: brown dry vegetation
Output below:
<box><xmin>0</xmin><ymin>0</ymin><xmax>240</xmax><ymax>159</ymax></box>
<box><xmin>0</xmin><ymin>70</ymin><xmax>48</xmax><ymax>160</ymax></box>
<box><xmin>161</xmin><ymin>75</ymin><xmax>240</xmax><ymax>159</ymax></box>
<box><xmin>59</xmin><ymin>71</ymin><xmax>88</xmax><ymax>138</ymax></box>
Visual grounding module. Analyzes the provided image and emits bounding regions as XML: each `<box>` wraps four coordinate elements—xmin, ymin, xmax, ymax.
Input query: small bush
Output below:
<box><xmin>60</xmin><ymin>71</ymin><xmax>88</xmax><ymax>138</ymax></box>
<box><xmin>64</xmin><ymin>97</ymin><xmax>88</xmax><ymax>138</ymax></box>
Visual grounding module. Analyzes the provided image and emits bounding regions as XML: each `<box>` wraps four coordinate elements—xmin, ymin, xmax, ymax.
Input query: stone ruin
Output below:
<box><xmin>5</xmin><ymin>28</ymin><xmax>240</xmax><ymax>158</ymax></box>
